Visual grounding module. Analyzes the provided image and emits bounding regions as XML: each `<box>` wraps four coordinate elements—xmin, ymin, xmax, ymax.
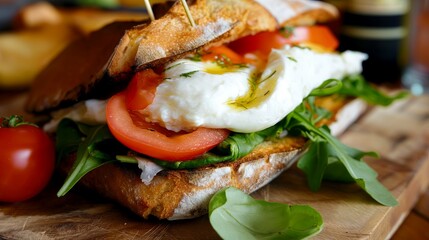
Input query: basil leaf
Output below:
<box><xmin>209</xmin><ymin>187</ymin><xmax>323</xmax><ymax>240</ymax></box>
<box><xmin>339</xmin><ymin>75</ymin><xmax>407</xmax><ymax>106</ymax></box>
<box><xmin>56</xmin><ymin>120</ymin><xmax>120</xmax><ymax>197</ymax></box>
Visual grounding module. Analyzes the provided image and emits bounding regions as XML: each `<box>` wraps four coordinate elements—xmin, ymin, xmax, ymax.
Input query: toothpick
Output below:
<box><xmin>144</xmin><ymin>0</ymin><xmax>155</xmax><ymax>21</ymax></box>
<box><xmin>179</xmin><ymin>0</ymin><xmax>196</xmax><ymax>27</ymax></box>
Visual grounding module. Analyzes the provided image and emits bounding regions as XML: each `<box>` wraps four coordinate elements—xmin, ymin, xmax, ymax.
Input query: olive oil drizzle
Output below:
<box><xmin>228</xmin><ymin>70</ymin><xmax>277</xmax><ymax>110</ymax></box>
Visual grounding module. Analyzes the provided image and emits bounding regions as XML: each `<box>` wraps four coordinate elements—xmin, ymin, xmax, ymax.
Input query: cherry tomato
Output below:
<box><xmin>0</xmin><ymin>116</ymin><xmax>55</xmax><ymax>202</ymax></box>
<box><xmin>106</xmin><ymin>93</ymin><xmax>230</xmax><ymax>161</ymax></box>
<box><xmin>228</xmin><ymin>26</ymin><xmax>339</xmax><ymax>57</ymax></box>
<box><xmin>125</xmin><ymin>69</ymin><xmax>163</xmax><ymax>111</ymax></box>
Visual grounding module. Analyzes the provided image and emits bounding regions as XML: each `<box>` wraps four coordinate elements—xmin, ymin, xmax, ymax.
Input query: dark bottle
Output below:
<box><xmin>326</xmin><ymin>0</ymin><xmax>409</xmax><ymax>83</ymax></box>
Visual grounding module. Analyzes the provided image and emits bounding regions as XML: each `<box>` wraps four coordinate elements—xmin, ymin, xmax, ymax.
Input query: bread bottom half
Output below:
<box><xmin>60</xmin><ymin>97</ymin><xmax>366</xmax><ymax>220</ymax></box>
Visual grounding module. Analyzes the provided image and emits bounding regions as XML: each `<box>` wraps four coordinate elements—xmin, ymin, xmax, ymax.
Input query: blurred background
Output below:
<box><xmin>323</xmin><ymin>0</ymin><xmax>428</xmax><ymax>94</ymax></box>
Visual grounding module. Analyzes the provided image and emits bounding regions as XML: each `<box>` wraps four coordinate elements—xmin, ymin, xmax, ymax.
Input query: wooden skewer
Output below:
<box><xmin>179</xmin><ymin>0</ymin><xmax>196</xmax><ymax>27</ymax></box>
<box><xmin>144</xmin><ymin>0</ymin><xmax>155</xmax><ymax>21</ymax></box>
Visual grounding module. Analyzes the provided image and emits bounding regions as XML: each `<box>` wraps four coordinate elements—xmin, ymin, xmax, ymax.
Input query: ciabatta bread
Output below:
<box><xmin>26</xmin><ymin>0</ymin><xmax>346</xmax><ymax>220</ymax></box>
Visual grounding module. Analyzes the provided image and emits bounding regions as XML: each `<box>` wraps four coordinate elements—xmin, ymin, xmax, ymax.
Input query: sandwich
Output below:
<box><xmin>25</xmin><ymin>0</ymin><xmax>401</xmax><ymax>221</ymax></box>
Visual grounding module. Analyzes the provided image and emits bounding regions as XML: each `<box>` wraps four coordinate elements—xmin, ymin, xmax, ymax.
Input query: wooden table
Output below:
<box><xmin>0</xmin><ymin>91</ymin><xmax>428</xmax><ymax>239</ymax></box>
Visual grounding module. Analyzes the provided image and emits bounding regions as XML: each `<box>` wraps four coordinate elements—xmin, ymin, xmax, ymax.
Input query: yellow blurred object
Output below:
<box><xmin>12</xmin><ymin>2</ymin><xmax>63</xmax><ymax>29</ymax></box>
<box><xmin>62</xmin><ymin>8</ymin><xmax>148</xmax><ymax>34</ymax></box>
<box><xmin>0</xmin><ymin>25</ymin><xmax>79</xmax><ymax>89</ymax></box>
<box><xmin>0</xmin><ymin>1</ymin><xmax>148</xmax><ymax>89</ymax></box>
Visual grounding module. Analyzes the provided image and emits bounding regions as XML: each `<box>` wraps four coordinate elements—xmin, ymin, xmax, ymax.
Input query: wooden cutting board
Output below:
<box><xmin>0</xmin><ymin>92</ymin><xmax>428</xmax><ymax>240</ymax></box>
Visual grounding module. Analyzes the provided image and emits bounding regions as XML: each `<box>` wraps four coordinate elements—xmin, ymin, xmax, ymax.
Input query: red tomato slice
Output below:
<box><xmin>228</xmin><ymin>31</ymin><xmax>289</xmax><ymax>57</ymax></box>
<box><xmin>202</xmin><ymin>45</ymin><xmax>245</xmax><ymax>64</ymax></box>
<box><xmin>106</xmin><ymin>93</ymin><xmax>230</xmax><ymax>161</ymax></box>
<box><xmin>125</xmin><ymin>69</ymin><xmax>163</xmax><ymax>110</ymax></box>
<box><xmin>287</xmin><ymin>26</ymin><xmax>339</xmax><ymax>51</ymax></box>
<box><xmin>228</xmin><ymin>26</ymin><xmax>338</xmax><ymax>57</ymax></box>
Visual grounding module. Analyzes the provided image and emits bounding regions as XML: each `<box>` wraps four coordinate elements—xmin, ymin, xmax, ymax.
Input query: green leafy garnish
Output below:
<box><xmin>151</xmin><ymin>119</ymin><xmax>285</xmax><ymax>169</ymax></box>
<box><xmin>165</xmin><ymin>62</ymin><xmax>184</xmax><ymax>71</ymax></box>
<box><xmin>287</xmin><ymin>56</ymin><xmax>298</xmax><ymax>62</ymax></box>
<box><xmin>339</xmin><ymin>75</ymin><xmax>407</xmax><ymax>106</ymax></box>
<box><xmin>310</xmin><ymin>79</ymin><xmax>342</xmax><ymax>97</ymax></box>
<box><xmin>56</xmin><ymin>119</ymin><xmax>125</xmax><ymax>197</ymax></box>
<box><xmin>187</xmin><ymin>52</ymin><xmax>202</xmax><ymax>62</ymax></box>
<box><xmin>290</xmin><ymin>99</ymin><xmax>397</xmax><ymax>206</ymax></box>
<box><xmin>209</xmin><ymin>187</ymin><xmax>323</xmax><ymax>240</ymax></box>
<box><xmin>180</xmin><ymin>70</ymin><xmax>199</xmax><ymax>78</ymax></box>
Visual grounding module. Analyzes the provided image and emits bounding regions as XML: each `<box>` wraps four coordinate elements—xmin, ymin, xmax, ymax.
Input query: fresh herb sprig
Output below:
<box><xmin>289</xmin><ymin>98</ymin><xmax>397</xmax><ymax>206</ymax></box>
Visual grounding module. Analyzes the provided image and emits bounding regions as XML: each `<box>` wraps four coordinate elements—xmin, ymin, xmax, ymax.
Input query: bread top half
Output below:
<box><xmin>25</xmin><ymin>0</ymin><xmax>337</xmax><ymax>113</ymax></box>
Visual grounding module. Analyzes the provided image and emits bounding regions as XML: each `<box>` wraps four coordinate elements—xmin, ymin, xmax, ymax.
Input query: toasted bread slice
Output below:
<box><xmin>26</xmin><ymin>0</ymin><xmax>337</xmax><ymax>113</ymax></box>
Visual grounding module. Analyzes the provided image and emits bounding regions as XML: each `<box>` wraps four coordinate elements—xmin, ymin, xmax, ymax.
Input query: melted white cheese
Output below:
<box><xmin>143</xmin><ymin>46</ymin><xmax>367</xmax><ymax>133</ymax></box>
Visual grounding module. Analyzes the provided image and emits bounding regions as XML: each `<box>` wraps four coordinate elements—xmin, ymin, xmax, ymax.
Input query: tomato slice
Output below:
<box><xmin>106</xmin><ymin>93</ymin><xmax>230</xmax><ymax>161</ymax></box>
<box><xmin>228</xmin><ymin>31</ymin><xmax>289</xmax><ymax>57</ymax></box>
<box><xmin>202</xmin><ymin>45</ymin><xmax>245</xmax><ymax>64</ymax></box>
<box><xmin>125</xmin><ymin>69</ymin><xmax>163</xmax><ymax>111</ymax></box>
<box><xmin>228</xmin><ymin>26</ymin><xmax>338</xmax><ymax>57</ymax></box>
<box><xmin>287</xmin><ymin>26</ymin><xmax>339</xmax><ymax>51</ymax></box>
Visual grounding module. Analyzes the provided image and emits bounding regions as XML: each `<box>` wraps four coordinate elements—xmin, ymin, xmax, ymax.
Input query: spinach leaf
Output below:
<box><xmin>209</xmin><ymin>187</ymin><xmax>323</xmax><ymax>240</ymax></box>
<box><xmin>56</xmin><ymin>119</ymin><xmax>124</xmax><ymax>197</ymax></box>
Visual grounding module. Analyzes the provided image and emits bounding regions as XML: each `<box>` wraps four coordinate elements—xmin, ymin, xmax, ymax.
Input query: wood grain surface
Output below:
<box><xmin>0</xmin><ymin>92</ymin><xmax>428</xmax><ymax>239</ymax></box>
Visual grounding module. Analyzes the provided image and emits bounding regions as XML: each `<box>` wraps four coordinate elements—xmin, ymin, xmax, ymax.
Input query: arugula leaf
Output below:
<box><xmin>291</xmin><ymin>104</ymin><xmax>397</xmax><ymax>206</ymax></box>
<box><xmin>152</xmin><ymin>120</ymin><xmax>286</xmax><ymax>169</ymax></box>
<box><xmin>309</xmin><ymin>79</ymin><xmax>342</xmax><ymax>97</ymax></box>
<box><xmin>339</xmin><ymin>75</ymin><xmax>407</xmax><ymax>106</ymax></box>
<box><xmin>209</xmin><ymin>187</ymin><xmax>323</xmax><ymax>240</ymax></box>
<box><xmin>56</xmin><ymin>119</ymin><xmax>124</xmax><ymax>197</ymax></box>
<box><xmin>297</xmin><ymin>140</ymin><xmax>328</xmax><ymax>191</ymax></box>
